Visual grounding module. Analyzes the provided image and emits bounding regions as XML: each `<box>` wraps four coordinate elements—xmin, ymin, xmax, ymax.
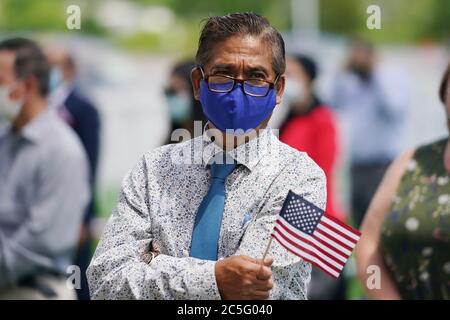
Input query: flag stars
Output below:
<box><xmin>283</xmin><ymin>197</ymin><xmax>323</xmax><ymax>234</ymax></box>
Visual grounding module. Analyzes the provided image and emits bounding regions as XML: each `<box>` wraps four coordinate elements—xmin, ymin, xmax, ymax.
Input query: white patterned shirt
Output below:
<box><xmin>87</xmin><ymin>126</ymin><xmax>326</xmax><ymax>300</ymax></box>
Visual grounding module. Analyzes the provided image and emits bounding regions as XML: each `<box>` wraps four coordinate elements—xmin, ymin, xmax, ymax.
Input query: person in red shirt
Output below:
<box><xmin>280</xmin><ymin>54</ymin><xmax>346</xmax><ymax>299</ymax></box>
<box><xmin>280</xmin><ymin>54</ymin><xmax>343</xmax><ymax>222</ymax></box>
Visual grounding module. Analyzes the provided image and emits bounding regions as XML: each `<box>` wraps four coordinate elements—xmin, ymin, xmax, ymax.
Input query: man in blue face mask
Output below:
<box><xmin>190</xmin><ymin>18</ymin><xmax>285</xmax><ymax>146</ymax></box>
<box><xmin>88</xmin><ymin>12</ymin><xmax>327</xmax><ymax>300</ymax></box>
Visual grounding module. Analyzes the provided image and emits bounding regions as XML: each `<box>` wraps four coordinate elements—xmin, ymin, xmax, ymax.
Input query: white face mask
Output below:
<box><xmin>0</xmin><ymin>84</ymin><xmax>23</xmax><ymax>121</ymax></box>
<box><xmin>283</xmin><ymin>78</ymin><xmax>306</xmax><ymax>106</ymax></box>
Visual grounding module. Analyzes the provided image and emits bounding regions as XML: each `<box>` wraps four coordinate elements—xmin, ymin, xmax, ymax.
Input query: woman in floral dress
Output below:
<box><xmin>356</xmin><ymin>60</ymin><xmax>450</xmax><ymax>299</ymax></box>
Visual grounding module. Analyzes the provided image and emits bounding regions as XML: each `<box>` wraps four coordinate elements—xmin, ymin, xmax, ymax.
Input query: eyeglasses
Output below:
<box><xmin>199</xmin><ymin>67</ymin><xmax>279</xmax><ymax>97</ymax></box>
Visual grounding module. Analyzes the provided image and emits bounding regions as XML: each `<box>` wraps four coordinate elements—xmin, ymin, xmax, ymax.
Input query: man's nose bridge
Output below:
<box><xmin>233</xmin><ymin>59</ymin><xmax>247</xmax><ymax>80</ymax></box>
<box><xmin>233</xmin><ymin>81</ymin><xmax>245</xmax><ymax>94</ymax></box>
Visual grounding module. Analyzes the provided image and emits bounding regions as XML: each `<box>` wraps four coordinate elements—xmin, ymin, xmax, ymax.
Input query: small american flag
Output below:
<box><xmin>271</xmin><ymin>190</ymin><xmax>361</xmax><ymax>279</ymax></box>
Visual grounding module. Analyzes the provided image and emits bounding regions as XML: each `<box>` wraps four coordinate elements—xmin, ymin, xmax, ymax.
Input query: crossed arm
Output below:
<box><xmin>87</xmin><ymin>156</ymin><xmax>325</xmax><ymax>300</ymax></box>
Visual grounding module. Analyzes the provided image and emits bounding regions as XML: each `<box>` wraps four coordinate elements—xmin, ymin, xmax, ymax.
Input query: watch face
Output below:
<box><xmin>150</xmin><ymin>239</ymin><xmax>161</xmax><ymax>254</ymax></box>
<box><xmin>139</xmin><ymin>251</ymin><xmax>155</xmax><ymax>264</ymax></box>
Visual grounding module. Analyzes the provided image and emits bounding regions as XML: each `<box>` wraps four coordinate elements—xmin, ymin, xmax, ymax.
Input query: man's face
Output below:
<box><xmin>191</xmin><ymin>35</ymin><xmax>285</xmax><ymax>106</ymax></box>
<box><xmin>286</xmin><ymin>58</ymin><xmax>312</xmax><ymax>95</ymax></box>
<box><xmin>348</xmin><ymin>45</ymin><xmax>374</xmax><ymax>72</ymax></box>
<box><xmin>286</xmin><ymin>58</ymin><xmax>306</xmax><ymax>82</ymax></box>
<box><xmin>46</xmin><ymin>48</ymin><xmax>73</xmax><ymax>82</ymax></box>
<box><xmin>0</xmin><ymin>50</ymin><xmax>16</xmax><ymax>86</ymax></box>
<box><xmin>167</xmin><ymin>73</ymin><xmax>190</xmax><ymax>95</ymax></box>
<box><xmin>0</xmin><ymin>50</ymin><xmax>25</xmax><ymax>102</ymax></box>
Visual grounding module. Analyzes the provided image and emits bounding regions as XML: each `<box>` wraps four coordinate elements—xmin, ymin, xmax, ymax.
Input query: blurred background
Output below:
<box><xmin>1</xmin><ymin>0</ymin><xmax>449</xmax><ymax>299</ymax></box>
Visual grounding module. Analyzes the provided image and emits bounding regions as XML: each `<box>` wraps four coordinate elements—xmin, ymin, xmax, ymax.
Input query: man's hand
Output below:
<box><xmin>215</xmin><ymin>255</ymin><xmax>274</xmax><ymax>300</ymax></box>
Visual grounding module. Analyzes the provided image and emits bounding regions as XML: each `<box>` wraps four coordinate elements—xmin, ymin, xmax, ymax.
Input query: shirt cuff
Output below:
<box><xmin>186</xmin><ymin>259</ymin><xmax>222</xmax><ymax>300</ymax></box>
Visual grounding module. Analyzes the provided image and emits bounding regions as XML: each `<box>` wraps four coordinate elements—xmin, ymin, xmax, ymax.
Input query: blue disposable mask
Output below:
<box><xmin>199</xmin><ymin>80</ymin><xmax>277</xmax><ymax>134</ymax></box>
<box><xmin>165</xmin><ymin>93</ymin><xmax>192</xmax><ymax>123</ymax></box>
<box><xmin>49</xmin><ymin>67</ymin><xmax>63</xmax><ymax>93</ymax></box>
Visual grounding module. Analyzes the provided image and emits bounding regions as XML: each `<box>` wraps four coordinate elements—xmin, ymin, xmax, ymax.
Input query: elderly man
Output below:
<box><xmin>0</xmin><ymin>38</ymin><xmax>89</xmax><ymax>299</ymax></box>
<box><xmin>87</xmin><ymin>12</ymin><xmax>326</xmax><ymax>300</ymax></box>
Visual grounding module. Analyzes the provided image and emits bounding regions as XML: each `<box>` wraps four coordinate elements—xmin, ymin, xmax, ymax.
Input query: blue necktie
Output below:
<box><xmin>189</xmin><ymin>157</ymin><xmax>237</xmax><ymax>260</ymax></box>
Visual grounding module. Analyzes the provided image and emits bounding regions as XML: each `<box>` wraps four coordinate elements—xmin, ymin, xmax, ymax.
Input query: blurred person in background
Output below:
<box><xmin>280</xmin><ymin>54</ymin><xmax>345</xmax><ymax>300</ymax></box>
<box><xmin>0</xmin><ymin>38</ymin><xmax>89</xmax><ymax>299</ymax></box>
<box><xmin>332</xmin><ymin>39</ymin><xmax>410</xmax><ymax>228</ymax></box>
<box><xmin>356</xmin><ymin>60</ymin><xmax>450</xmax><ymax>299</ymax></box>
<box><xmin>46</xmin><ymin>46</ymin><xmax>101</xmax><ymax>300</ymax></box>
<box><xmin>164</xmin><ymin>60</ymin><xmax>207</xmax><ymax>144</ymax></box>
<box><xmin>281</xmin><ymin>54</ymin><xmax>343</xmax><ymax>222</ymax></box>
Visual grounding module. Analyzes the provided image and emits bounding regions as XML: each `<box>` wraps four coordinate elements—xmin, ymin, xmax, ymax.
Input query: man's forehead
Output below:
<box><xmin>0</xmin><ymin>50</ymin><xmax>16</xmax><ymax>70</ymax></box>
<box><xmin>207</xmin><ymin>35</ymin><xmax>273</xmax><ymax>71</ymax></box>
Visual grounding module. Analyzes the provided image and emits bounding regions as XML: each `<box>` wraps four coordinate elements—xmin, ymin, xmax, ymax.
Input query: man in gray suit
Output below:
<box><xmin>0</xmin><ymin>38</ymin><xmax>89</xmax><ymax>299</ymax></box>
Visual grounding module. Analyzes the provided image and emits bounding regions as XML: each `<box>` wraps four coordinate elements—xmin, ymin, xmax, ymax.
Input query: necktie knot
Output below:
<box><xmin>210</xmin><ymin>162</ymin><xmax>237</xmax><ymax>180</ymax></box>
<box><xmin>210</xmin><ymin>153</ymin><xmax>237</xmax><ymax>180</ymax></box>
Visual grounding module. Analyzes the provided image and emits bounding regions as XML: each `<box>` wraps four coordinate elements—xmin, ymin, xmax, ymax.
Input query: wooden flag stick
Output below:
<box><xmin>260</xmin><ymin>236</ymin><xmax>273</xmax><ymax>265</ymax></box>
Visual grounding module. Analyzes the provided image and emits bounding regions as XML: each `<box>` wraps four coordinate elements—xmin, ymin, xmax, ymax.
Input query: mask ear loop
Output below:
<box><xmin>198</xmin><ymin>66</ymin><xmax>205</xmax><ymax>80</ymax></box>
<box><xmin>274</xmin><ymin>74</ymin><xmax>280</xmax><ymax>86</ymax></box>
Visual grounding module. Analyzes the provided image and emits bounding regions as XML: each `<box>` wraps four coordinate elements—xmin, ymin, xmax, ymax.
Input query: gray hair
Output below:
<box><xmin>195</xmin><ymin>12</ymin><xmax>286</xmax><ymax>76</ymax></box>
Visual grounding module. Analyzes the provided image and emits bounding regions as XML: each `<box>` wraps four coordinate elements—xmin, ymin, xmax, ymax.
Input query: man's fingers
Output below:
<box><xmin>250</xmin><ymin>290</ymin><xmax>270</xmax><ymax>300</ymax></box>
<box><xmin>256</xmin><ymin>265</ymin><xmax>272</xmax><ymax>280</ymax></box>
<box><xmin>263</xmin><ymin>257</ymin><xmax>274</xmax><ymax>267</ymax></box>
<box><xmin>239</xmin><ymin>255</ymin><xmax>273</xmax><ymax>266</ymax></box>
<box><xmin>253</xmin><ymin>278</ymin><xmax>273</xmax><ymax>291</ymax></box>
<box><xmin>237</xmin><ymin>255</ymin><xmax>274</xmax><ymax>281</ymax></box>
<box><xmin>240</xmin><ymin>255</ymin><xmax>259</xmax><ymax>264</ymax></box>
<box><xmin>237</xmin><ymin>290</ymin><xmax>270</xmax><ymax>300</ymax></box>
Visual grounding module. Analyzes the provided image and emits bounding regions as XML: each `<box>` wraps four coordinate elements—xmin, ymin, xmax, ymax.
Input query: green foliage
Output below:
<box><xmin>0</xmin><ymin>0</ymin><xmax>448</xmax><ymax>51</ymax></box>
<box><xmin>319</xmin><ymin>0</ymin><xmax>450</xmax><ymax>43</ymax></box>
<box><xmin>0</xmin><ymin>0</ymin><xmax>65</xmax><ymax>31</ymax></box>
<box><xmin>427</xmin><ymin>0</ymin><xmax>450</xmax><ymax>41</ymax></box>
<box><xmin>0</xmin><ymin>0</ymin><xmax>105</xmax><ymax>34</ymax></box>
<box><xmin>320</xmin><ymin>0</ymin><xmax>365</xmax><ymax>36</ymax></box>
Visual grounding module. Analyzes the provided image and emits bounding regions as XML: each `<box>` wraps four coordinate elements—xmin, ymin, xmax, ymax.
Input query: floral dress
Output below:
<box><xmin>381</xmin><ymin>138</ymin><xmax>450</xmax><ymax>299</ymax></box>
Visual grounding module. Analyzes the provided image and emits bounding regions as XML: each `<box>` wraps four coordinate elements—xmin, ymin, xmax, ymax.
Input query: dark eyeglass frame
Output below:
<box><xmin>199</xmin><ymin>67</ymin><xmax>279</xmax><ymax>97</ymax></box>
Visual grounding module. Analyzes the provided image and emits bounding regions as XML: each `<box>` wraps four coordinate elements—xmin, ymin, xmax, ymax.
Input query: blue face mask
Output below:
<box><xmin>165</xmin><ymin>93</ymin><xmax>192</xmax><ymax>123</ymax></box>
<box><xmin>49</xmin><ymin>67</ymin><xmax>63</xmax><ymax>93</ymax></box>
<box><xmin>199</xmin><ymin>80</ymin><xmax>277</xmax><ymax>134</ymax></box>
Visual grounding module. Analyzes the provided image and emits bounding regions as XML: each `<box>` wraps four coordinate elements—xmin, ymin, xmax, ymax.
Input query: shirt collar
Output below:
<box><xmin>201</xmin><ymin>122</ymin><xmax>276</xmax><ymax>171</ymax></box>
<box><xmin>20</xmin><ymin>108</ymin><xmax>54</xmax><ymax>143</ymax></box>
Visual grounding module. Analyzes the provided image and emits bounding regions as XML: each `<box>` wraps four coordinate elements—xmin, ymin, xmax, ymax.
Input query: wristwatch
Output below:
<box><xmin>140</xmin><ymin>240</ymin><xmax>161</xmax><ymax>264</ymax></box>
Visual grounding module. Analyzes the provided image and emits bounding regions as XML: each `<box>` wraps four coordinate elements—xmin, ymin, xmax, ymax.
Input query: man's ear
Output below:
<box><xmin>275</xmin><ymin>75</ymin><xmax>285</xmax><ymax>105</ymax></box>
<box><xmin>190</xmin><ymin>67</ymin><xmax>202</xmax><ymax>101</ymax></box>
